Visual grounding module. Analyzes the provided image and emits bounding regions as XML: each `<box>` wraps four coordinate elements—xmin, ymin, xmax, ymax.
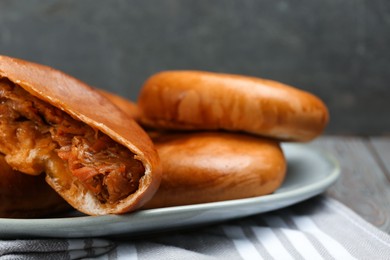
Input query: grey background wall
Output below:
<box><xmin>0</xmin><ymin>0</ymin><xmax>389</xmax><ymax>135</ymax></box>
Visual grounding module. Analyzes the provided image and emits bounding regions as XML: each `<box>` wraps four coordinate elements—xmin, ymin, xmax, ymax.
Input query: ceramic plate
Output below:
<box><xmin>0</xmin><ymin>143</ymin><xmax>340</xmax><ymax>238</ymax></box>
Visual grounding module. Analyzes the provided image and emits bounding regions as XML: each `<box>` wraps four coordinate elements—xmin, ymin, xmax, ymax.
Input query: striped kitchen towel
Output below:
<box><xmin>0</xmin><ymin>238</ymin><xmax>114</xmax><ymax>259</ymax></box>
<box><xmin>1</xmin><ymin>196</ymin><xmax>390</xmax><ymax>259</ymax></box>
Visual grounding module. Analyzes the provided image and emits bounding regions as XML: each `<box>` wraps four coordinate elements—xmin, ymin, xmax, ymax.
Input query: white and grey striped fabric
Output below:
<box><xmin>1</xmin><ymin>196</ymin><xmax>390</xmax><ymax>260</ymax></box>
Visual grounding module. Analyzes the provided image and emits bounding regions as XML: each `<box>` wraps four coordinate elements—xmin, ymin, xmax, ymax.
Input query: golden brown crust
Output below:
<box><xmin>0</xmin><ymin>55</ymin><xmax>162</xmax><ymax>215</ymax></box>
<box><xmin>137</xmin><ymin>71</ymin><xmax>329</xmax><ymax>142</ymax></box>
<box><xmin>143</xmin><ymin>131</ymin><xmax>286</xmax><ymax>208</ymax></box>
<box><xmin>0</xmin><ymin>155</ymin><xmax>70</xmax><ymax>218</ymax></box>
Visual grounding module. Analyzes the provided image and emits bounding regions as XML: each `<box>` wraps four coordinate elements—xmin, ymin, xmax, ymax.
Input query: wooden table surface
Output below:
<box><xmin>309</xmin><ymin>136</ymin><xmax>390</xmax><ymax>233</ymax></box>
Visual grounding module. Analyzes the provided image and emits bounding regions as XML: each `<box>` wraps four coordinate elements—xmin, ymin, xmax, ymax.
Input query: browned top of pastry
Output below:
<box><xmin>137</xmin><ymin>70</ymin><xmax>329</xmax><ymax>141</ymax></box>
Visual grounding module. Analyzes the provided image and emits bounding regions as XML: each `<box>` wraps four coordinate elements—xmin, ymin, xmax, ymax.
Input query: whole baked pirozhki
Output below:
<box><xmin>137</xmin><ymin>71</ymin><xmax>329</xmax><ymax>142</ymax></box>
<box><xmin>143</xmin><ymin>131</ymin><xmax>286</xmax><ymax>208</ymax></box>
<box><xmin>0</xmin><ymin>55</ymin><xmax>161</xmax><ymax>216</ymax></box>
